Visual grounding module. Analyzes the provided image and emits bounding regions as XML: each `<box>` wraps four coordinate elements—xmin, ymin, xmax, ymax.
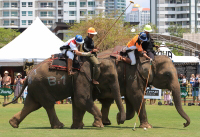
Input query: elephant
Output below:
<box><xmin>3</xmin><ymin>57</ymin><xmax>126</xmax><ymax>129</ymax></box>
<box><xmin>93</xmin><ymin>53</ymin><xmax>190</xmax><ymax>128</ymax></box>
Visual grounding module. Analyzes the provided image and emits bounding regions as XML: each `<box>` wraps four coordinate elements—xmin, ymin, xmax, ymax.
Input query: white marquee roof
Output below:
<box><xmin>0</xmin><ymin>17</ymin><xmax>64</xmax><ymax>66</ymax></box>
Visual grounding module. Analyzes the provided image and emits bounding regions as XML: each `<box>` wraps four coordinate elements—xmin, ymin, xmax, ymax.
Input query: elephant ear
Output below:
<box><xmin>137</xmin><ymin>57</ymin><xmax>153</xmax><ymax>83</ymax></box>
<box><xmin>79</xmin><ymin>57</ymin><xmax>92</xmax><ymax>81</ymax></box>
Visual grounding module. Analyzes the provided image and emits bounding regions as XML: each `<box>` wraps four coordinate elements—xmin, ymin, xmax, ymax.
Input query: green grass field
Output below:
<box><xmin>0</xmin><ymin>96</ymin><xmax>200</xmax><ymax>137</ymax></box>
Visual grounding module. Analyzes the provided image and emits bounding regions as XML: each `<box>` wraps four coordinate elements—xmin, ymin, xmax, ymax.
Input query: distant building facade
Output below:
<box><xmin>150</xmin><ymin>0</ymin><xmax>200</xmax><ymax>34</ymax></box>
<box><xmin>105</xmin><ymin>0</ymin><xmax>126</xmax><ymax>20</ymax></box>
<box><xmin>0</xmin><ymin>0</ymin><xmax>105</xmax><ymax>29</ymax></box>
<box><xmin>126</xmin><ymin>3</ymin><xmax>150</xmax><ymax>26</ymax></box>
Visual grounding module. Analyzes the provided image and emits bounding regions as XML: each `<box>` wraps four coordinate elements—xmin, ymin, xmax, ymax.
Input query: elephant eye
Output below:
<box><xmin>164</xmin><ymin>72</ymin><xmax>171</xmax><ymax>77</ymax></box>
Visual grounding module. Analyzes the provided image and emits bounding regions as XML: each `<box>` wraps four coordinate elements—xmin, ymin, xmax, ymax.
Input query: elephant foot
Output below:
<box><xmin>71</xmin><ymin>122</ymin><xmax>84</xmax><ymax>129</ymax></box>
<box><xmin>9</xmin><ymin>117</ymin><xmax>19</xmax><ymax>128</ymax></box>
<box><xmin>139</xmin><ymin>122</ymin><xmax>152</xmax><ymax>128</ymax></box>
<box><xmin>51</xmin><ymin>122</ymin><xmax>64</xmax><ymax>129</ymax></box>
<box><xmin>93</xmin><ymin>120</ymin><xmax>104</xmax><ymax>128</ymax></box>
<box><xmin>117</xmin><ymin>112</ymin><xmax>126</xmax><ymax>125</ymax></box>
<box><xmin>102</xmin><ymin>118</ymin><xmax>111</xmax><ymax>125</ymax></box>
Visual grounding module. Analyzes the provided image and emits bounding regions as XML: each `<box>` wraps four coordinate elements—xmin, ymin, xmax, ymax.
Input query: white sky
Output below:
<box><xmin>126</xmin><ymin>0</ymin><xmax>150</xmax><ymax>13</ymax></box>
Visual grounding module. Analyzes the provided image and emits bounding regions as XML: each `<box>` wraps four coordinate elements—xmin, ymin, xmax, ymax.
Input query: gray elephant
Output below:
<box><xmin>94</xmin><ymin>53</ymin><xmax>190</xmax><ymax>128</ymax></box>
<box><xmin>3</xmin><ymin>58</ymin><xmax>126</xmax><ymax>129</ymax></box>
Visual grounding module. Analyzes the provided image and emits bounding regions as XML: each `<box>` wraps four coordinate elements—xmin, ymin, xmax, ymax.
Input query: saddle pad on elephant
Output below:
<box><xmin>98</xmin><ymin>46</ymin><xmax>140</xmax><ymax>60</ymax></box>
<box><xmin>98</xmin><ymin>46</ymin><xmax>125</xmax><ymax>59</ymax></box>
<box><xmin>98</xmin><ymin>46</ymin><xmax>126</xmax><ymax>59</ymax></box>
<box><xmin>49</xmin><ymin>54</ymin><xmax>80</xmax><ymax>71</ymax></box>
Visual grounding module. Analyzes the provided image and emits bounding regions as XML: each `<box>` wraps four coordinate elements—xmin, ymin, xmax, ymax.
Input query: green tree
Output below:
<box><xmin>67</xmin><ymin>14</ymin><xmax>133</xmax><ymax>51</ymax></box>
<box><xmin>167</xmin><ymin>23</ymin><xmax>190</xmax><ymax>38</ymax></box>
<box><xmin>0</xmin><ymin>28</ymin><xmax>20</xmax><ymax>48</ymax></box>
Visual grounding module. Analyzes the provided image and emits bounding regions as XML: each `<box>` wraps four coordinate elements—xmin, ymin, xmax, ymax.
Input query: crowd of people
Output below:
<box><xmin>0</xmin><ymin>71</ymin><xmax>25</xmax><ymax>104</ymax></box>
<box><xmin>179</xmin><ymin>73</ymin><xmax>200</xmax><ymax>105</ymax></box>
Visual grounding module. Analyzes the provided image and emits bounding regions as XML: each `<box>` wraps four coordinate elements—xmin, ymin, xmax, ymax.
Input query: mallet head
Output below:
<box><xmin>130</xmin><ymin>1</ymin><xmax>134</xmax><ymax>4</ymax></box>
<box><xmin>132</xmin><ymin>128</ymin><xmax>136</xmax><ymax>131</ymax></box>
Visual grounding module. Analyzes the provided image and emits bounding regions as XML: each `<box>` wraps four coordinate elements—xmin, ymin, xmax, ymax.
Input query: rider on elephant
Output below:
<box><xmin>82</xmin><ymin>27</ymin><xmax>100</xmax><ymax>85</ymax></box>
<box><xmin>120</xmin><ymin>32</ymin><xmax>152</xmax><ymax>65</ymax></box>
<box><xmin>60</xmin><ymin>35</ymin><xmax>92</xmax><ymax>76</ymax></box>
<box><xmin>142</xmin><ymin>25</ymin><xmax>159</xmax><ymax>60</ymax></box>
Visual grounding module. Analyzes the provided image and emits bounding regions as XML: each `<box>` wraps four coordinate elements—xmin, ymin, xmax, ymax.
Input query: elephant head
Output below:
<box><xmin>142</xmin><ymin>55</ymin><xmax>190</xmax><ymax>127</ymax></box>
<box><xmin>137</xmin><ymin>59</ymin><xmax>154</xmax><ymax>84</ymax></box>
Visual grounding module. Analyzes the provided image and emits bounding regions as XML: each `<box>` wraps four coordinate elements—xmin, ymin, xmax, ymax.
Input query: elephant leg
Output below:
<box><xmin>9</xmin><ymin>94</ymin><xmax>41</xmax><ymax>128</ymax></box>
<box><xmin>99</xmin><ymin>98</ymin><xmax>114</xmax><ymax>125</ymax></box>
<box><xmin>72</xmin><ymin>95</ymin><xmax>104</xmax><ymax>128</ymax></box>
<box><xmin>71</xmin><ymin>97</ymin><xmax>86</xmax><ymax>129</ymax></box>
<box><xmin>44</xmin><ymin>105</ymin><xmax>64</xmax><ymax>129</ymax></box>
<box><xmin>134</xmin><ymin>95</ymin><xmax>152</xmax><ymax>128</ymax></box>
<box><xmin>88</xmin><ymin>103</ymin><xmax>104</xmax><ymax>128</ymax></box>
<box><xmin>125</xmin><ymin>96</ymin><xmax>135</xmax><ymax>120</ymax></box>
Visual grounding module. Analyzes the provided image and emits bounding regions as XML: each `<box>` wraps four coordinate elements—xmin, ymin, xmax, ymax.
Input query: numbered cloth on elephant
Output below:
<box><xmin>49</xmin><ymin>53</ymin><xmax>80</xmax><ymax>71</ymax></box>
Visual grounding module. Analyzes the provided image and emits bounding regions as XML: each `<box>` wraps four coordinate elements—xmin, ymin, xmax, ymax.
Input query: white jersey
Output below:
<box><xmin>62</xmin><ymin>37</ymin><xmax>79</xmax><ymax>51</ymax></box>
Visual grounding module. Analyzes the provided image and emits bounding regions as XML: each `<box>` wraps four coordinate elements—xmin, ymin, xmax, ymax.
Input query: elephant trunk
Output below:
<box><xmin>113</xmin><ymin>88</ymin><xmax>126</xmax><ymax>125</ymax></box>
<box><xmin>110</xmin><ymin>77</ymin><xmax>126</xmax><ymax>125</ymax></box>
<box><xmin>170</xmin><ymin>80</ymin><xmax>190</xmax><ymax>127</ymax></box>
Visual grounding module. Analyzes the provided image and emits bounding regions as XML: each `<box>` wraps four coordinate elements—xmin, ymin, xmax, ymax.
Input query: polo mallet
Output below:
<box><xmin>96</xmin><ymin>1</ymin><xmax>134</xmax><ymax>48</ymax></box>
<box><xmin>132</xmin><ymin>62</ymin><xmax>152</xmax><ymax>131</ymax></box>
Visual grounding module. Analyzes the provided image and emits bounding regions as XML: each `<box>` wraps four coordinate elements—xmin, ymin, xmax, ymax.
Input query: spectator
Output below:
<box><xmin>0</xmin><ymin>74</ymin><xmax>2</xmax><ymax>87</ymax></box>
<box><xmin>179</xmin><ymin>74</ymin><xmax>187</xmax><ymax>105</ymax></box>
<box><xmin>190</xmin><ymin>74</ymin><xmax>195</xmax><ymax>105</ymax></box>
<box><xmin>164</xmin><ymin>89</ymin><xmax>171</xmax><ymax>105</ymax></box>
<box><xmin>198</xmin><ymin>74</ymin><xmax>200</xmax><ymax>101</ymax></box>
<box><xmin>65</xmin><ymin>98</ymin><xmax>69</xmax><ymax>104</ymax></box>
<box><xmin>192</xmin><ymin>74</ymin><xmax>199</xmax><ymax>105</ymax></box>
<box><xmin>186</xmin><ymin>80</ymin><xmax>191</xmax><ymax>96</ymax></box>
<box><xmin>2</xmin><ymin>71</ymin><xmax>11</xmax><ymax>103</ymax></box>
<box><xmin>60</xmin><ymin>98</ymin><xmax>69</xmax><ymax>104</ymax></box>
<box><xmin>14</xmin><ymin>73</ymin><xmax>23</xmax><ymax>103</ymax></box>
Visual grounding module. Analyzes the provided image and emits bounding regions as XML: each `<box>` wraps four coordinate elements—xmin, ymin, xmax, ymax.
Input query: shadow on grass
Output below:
<box><xmin>22</xmin><ymin>126</ymin><xmax>102</xmax><ymax>130</ymax></box>
<box><xmin>151</xmin><ymin>126</ymin><xmax>186</xmax><ymax>130</ymax></box>
<box><xmin>21</xmin><ymin>127</ymin><xmax>60</xmax><ymax>129</ymax></box>
<box><xmin>22</xmin><ymin>126</ymin><xmax>130</xmax><ymax>130</ymax></box>
<box><xmin>21</xmin><ymin>126</ymin><xmax>186</xmax><ymax>130</ymax></box>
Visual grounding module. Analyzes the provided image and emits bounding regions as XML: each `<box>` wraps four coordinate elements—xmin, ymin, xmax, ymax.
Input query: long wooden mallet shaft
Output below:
<box><xmin>96</xmin><ymin>1</ymin><xmax>134</xmax><ymax>48</ymax></box>
<box><xmin>132</xmin><ymin>63</ymin><xmax>152</xmax><ymax>131</ymax></box>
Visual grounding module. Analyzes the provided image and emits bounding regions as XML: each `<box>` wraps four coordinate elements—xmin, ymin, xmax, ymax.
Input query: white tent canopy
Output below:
<box><xmin>0</xmin><ymin>17</ymin><xmax>64</xmax><ymax>66</ymax></box>
<box><xmin>157</xmin><ymin>42</ymin><xmax>199</xmax><ymax>63</ymax></box>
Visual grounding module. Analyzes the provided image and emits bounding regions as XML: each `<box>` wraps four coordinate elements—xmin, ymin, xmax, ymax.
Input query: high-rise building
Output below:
<box><xmin>0</xmin><ymin>0</ymin><xmax>105</xmax><ymax>29</ymax></box>
<box><xmin>150</xmin><ymin>0</ymin><xmax>200</xmax><ymax>34</ymax></box>
<box><xmin>105</xmin><ymin>0</ymin><xmax>126</xmax><ymax>19</ymax></box>
<box><xmin>126</xmin><ymin>3</ymin><xmax>150</xmax><ymax>26</ymax></box>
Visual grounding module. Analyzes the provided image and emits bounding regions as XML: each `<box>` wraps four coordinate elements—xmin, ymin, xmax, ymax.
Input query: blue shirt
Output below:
<box><xmin>193</xmin><ymin>77</ymin><xmax>199</xmax><ymax>87</ymax></box>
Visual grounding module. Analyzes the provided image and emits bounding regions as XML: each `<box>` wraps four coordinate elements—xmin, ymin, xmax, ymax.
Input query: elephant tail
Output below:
<box><xmin>3</xmin><ymin>77</ymin><xmax>28</xmax><ymax>107</ymax></box>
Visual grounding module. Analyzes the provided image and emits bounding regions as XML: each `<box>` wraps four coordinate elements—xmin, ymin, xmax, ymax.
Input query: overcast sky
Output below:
<box><xmin>126</xmin><ymin>0</ymin><xmax>150</xmax><ymax>13</ymax></box>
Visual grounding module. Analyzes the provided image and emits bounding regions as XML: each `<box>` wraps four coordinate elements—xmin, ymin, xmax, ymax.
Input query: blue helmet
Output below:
<box><xmin>75</xmin><ymin>35</ymin><xmax>84</xmax><ymax>44</ymax></box>
<box><xmin>138</xmin><ymin>32</ymin><xmax>147</xmax><ymax>42</ymax></box>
